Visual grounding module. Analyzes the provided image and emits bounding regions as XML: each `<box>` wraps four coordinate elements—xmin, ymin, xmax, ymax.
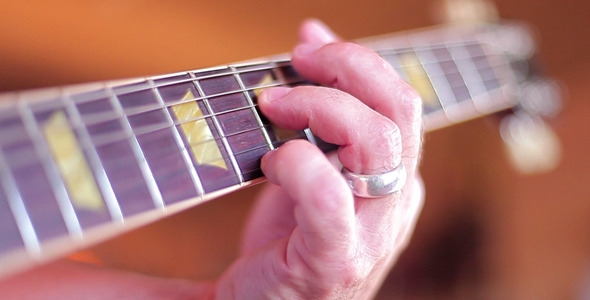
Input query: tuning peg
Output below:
<box><xmin>517</xmin><ymin>78</ymin><xmax>563</xmax><ymax>118</ymax></box>
<box><xmin>432</xmin><ymin>0</ymin><xmax>499</xmax><ymax>24</ymax></box>
<box><xmin>500</xmin><ymin>111</ymin><xmax>561</xmax><ymax>174</ymax></box>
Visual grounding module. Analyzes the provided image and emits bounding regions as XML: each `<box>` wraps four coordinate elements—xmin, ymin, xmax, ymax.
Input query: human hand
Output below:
<box><xmin>213</xmin><ymin>19</ymin><xmax>424</xmax><ymax>299</ymax></box>
<box><xmin>0</xmin><ymin>19</ymin><xmax>424</xmax><ymax>300</ymax></box>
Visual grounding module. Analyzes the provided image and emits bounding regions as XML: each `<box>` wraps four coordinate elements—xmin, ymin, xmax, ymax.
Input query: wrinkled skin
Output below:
<box><xmin>0</xmin><ymin>19</ymin><xmax>424</xmax><ymax>300</ymax></box>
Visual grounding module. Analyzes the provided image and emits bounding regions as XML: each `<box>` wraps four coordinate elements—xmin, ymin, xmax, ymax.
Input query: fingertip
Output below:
<box><xmin>261</xmin><ymin>140</ymin><xmax>312</xmax><ymax>185</ymax></box>
<box><xmin>292</xmin><ymin>43</ymin><xmax>324</xmax><ymax>58</ymax></box>
<box><xmin>259</xmin><ymin>86</ymin><xmax>292</xmax><ymax>103</ymax></box>
<box><xmin>298</xmin><ymin>18</ymin><xmax>339</xmax><ymax>44</ymax></box>
<box><xmin>260</xmin><ymin>148</ymin><xmax>278</xmax><ymax>177</ymax></box>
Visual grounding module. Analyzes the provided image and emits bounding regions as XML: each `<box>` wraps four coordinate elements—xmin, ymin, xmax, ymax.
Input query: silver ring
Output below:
<box><xmin>341</xmin><ymin>163</ymin><xmax>407</xmax><ymax>198</ymax></box>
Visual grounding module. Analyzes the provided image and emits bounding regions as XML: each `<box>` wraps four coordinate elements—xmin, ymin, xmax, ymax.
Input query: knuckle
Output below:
<box><xmin>330</xmin><ymin>42</ymin><xmax>365</xmax><ymax>57</ymax></box>
<box><xmin>340</xmin><ymin>262</ymin><xmax>370</xmax><ymax>286</ymax></box>
<box><xmin>316</xmin><ymin>258</ymin><xmax>369</xmax><ymax>294</ymax></box>
<box><xmin>398</xmin><ymin>82</ymin><xmax>423</xmax><ymax>123</ymax></box>
<box><xmin>322</xmin><ymin>86</ymin><xmax>347</xmax><ymax>106</ymax></box>
<box><xmin>330</xmin><ymin>42</ymin><xmax>383</xmax><ymax>69</ymax></box>
<box><xmin>371</xmin><ymin>117</ymin><xmax>402</xmax><ymax>152</ymax></box>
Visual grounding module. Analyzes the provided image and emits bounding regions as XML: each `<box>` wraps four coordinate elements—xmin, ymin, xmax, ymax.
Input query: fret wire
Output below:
<box><xmin>447</xmin><ymin>43</ymin><xmax>491</xmax><ymax>112</ymax></box>
<box><xmin>54</xmin><ymin>50</ymin><xmax>510</xmax><ymax>157</ymax></box>
<box><xmin>196</xmin><ymin>139</ymin><xmax>271</xmax><ymax>166</ymax></box>
<box><xmin>17</xmin><ymin>101</ymin><xmax>83</xmax><ymax>239</ymax></box>
<box><xmin>190</xmin><ymin>74</ymin><xmax>244</xmax><ymax>184</ymax></box>
<box><xmin>415</xmin><ymin>46</ymin><xmax>459</xmax><ymax>113</ymax></box>
<box><xmin>380</xmin><ymin>52</ymin><xmax>505</xmax><ymax>77</ymax></box>
<box><xmin>105</xmin><ymin>84</ymin><xmax>165</xmax><ymax>210</ymax></box>
<box><xmin>268</xmin><ymin>59</ymin><xmax>288</xmax><ymax>88</ymax></box>
<box><xmin>473</xmin><ymin>37</ymin><xmax>516</xmax><ymax>111</ymax></box>
<box><xmin>122</xmin><ymin>56</ymin><xmax>502</xmax><ymax>125</ymax></box>
<box><xmin>63</xmin><ymin>41</ymin><xmax>499</xmax><ymax>110</ymax></box>
<box><xmin>71</xmin><ymin>64</ymin><xmax>300</xmax><ymax>108</ymax></box>
<box><xmin>385</xmin><ymin>54</ymin><xmax>410</xmax><ymax>82</ymax></box>
<box><xmin>230</xmin><ymin>134</ymin><xmax>275</xmax><ymax>157</ymax></box>
<box><xmin>134</xmin><ymin>59</ymin><xmax>292</xmax><ymax>96</ymax></box>
<box><xmin>230</xmin><ymin>66</ymin><xmax>275</xmax><ymax>151</ymax></box>
<box><xmin>475</xmin><ymin>39</ymin><xmax>507</xmax><ymax>86</ymax></box>
<box><xmin>268</xmin><ymin>59</ymin><xmax>321</xmax><ymax>146</ymax></box>
<box><xmin>71</xmin><ymin>100</ymin><xmax>269</xmax><ymax>150</ymax></box>
<box><xmin>434</xmin><ymin>44</ymin><xmax>475</xmax><ymax>101</ymax></box>
<box><xmin>148</xmin><ymin>78</ymin><xmax>206</xmax><ymax>198</ymax></box>
<box><xmin>266</xmin><ymin>59</ymin><xmax>321</xmax><ymax>146</ymax></box>
<box><xmin>194</xmin><ymin>127</ymin><xmax>301</xmax><ymax>167</ymax></box>
<box><xmin>85</xmin><ymin>45</ymin><xmax>504</xmax><ymax>129</ymax></box>
<box><xmin>77</xmin><ymin>111</ymin><xmax>122</xmax><ymax>126</ymax></box>
<box><xmin>7</xmin><ymin>40</ymin><xmax>511</xmax><ymax>188</ymax></box>
<box><xmin>375</xmin><ymin>40</ymin><xmax>482</xmax><ymax>58</ymax></box>
<box><xmin>0</xmin><ymin>143</ymin><xmax>41</xmax><ymax>257</ymax></box>
<box><xmin>183</xmin><ymin>125</ymin><xmax>275</xmax><ymax>164</ymax></box>
<box><xmin>126</xmin><ymin>122</ymin><xmax>171</xmax><ymax>138</ymax></box>
<box><xmin>83</xmin><ymin>130</ymin><xmax>132</xmax><ymax>148</ymax></box>
<box><xmin>121</xmin><ymin>78</ymin><xmax>305</xmax><ymax>118</ymax></box>
<box><xmin>402</xmin><ymin>56</ymin><xmax>506</xmax><ymax>74</ymax></box>
<box><xmin>61</xmin><ymin>92</ymin><xmax>124</xmax><ymax>223</ymax></box>
<box><xmin>49</xmin><ymin>58</ymin><xmax>506</xmax><ymax>152</ymax></box>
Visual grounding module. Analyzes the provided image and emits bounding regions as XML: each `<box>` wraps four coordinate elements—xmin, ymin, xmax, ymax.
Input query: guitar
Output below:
<box><xmin>0</xmin><ymin>22</ymin><xmax>558</xmax><ymax>279</ymax></box>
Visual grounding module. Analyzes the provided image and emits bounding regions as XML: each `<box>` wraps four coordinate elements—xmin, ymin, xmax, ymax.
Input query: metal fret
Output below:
<box><xmin>105</xmin><ymin>85</ymin><xmax>165</xmax><ymax>210</ymax></box>
<box><xmin>231</xmin><ymin>66</ymin><xmax>275</xmax><ymax>151</ymax></box>
<box><xmin>0</xmin><ymin>144</ymin><xmax>40</xmax><ymax>257</ymax></box>
<box><xmin>433</xmin><ymin>46</ymin><xmax>474</xmax><ymax>103</ymax></box>
<box><xmin>448</xmin><ymin>43</ymin><xmax>492</xmax><ymax>113</ymax></box>
<box><xmin>385</xmin><ymin>48</ymin><xmax>448</xmax><ymax>130</ymax></box>
<box><xmin>191</xmin><ymin>74</ymin><xmax>245</xmax><ymax>184</ymax></box>
<box><xmin>61</xmin><ymin>93</ymin><xmax>124</xmax><ymax>223</ymax></box>
<box><xmin>0</xmin><ymin>182</ymin><xmax>24</xmax><ymax>254</ymax></box>
<box><xmin>113</xmin><ymin>75</ymin><xmax>301</xmax><ymax>119</ymax></box>
<box><xmin>17</xmin><ymin>102</ymin><xmax>82</xmax><ymax>239</ymax></box>
<box><xmin>265</xmin><ymin>60</ymin><xmax>313</xmax><ymax>146</ymax></box>
<box><xmin>416</xmin><ymin>46</ymin><xmax>462</xmax><ymax>121</ymax></box>
<box><xmin>148</xmin><ymin>78</ymin><xmax>205</xmax><ymax>200</ymax></box>
<box><xmin>466</xmin><ymin>42</ymin><xmax>503</xmax><ymax>91</ymax></box>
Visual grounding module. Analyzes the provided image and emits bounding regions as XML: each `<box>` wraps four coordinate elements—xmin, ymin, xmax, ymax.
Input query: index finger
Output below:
<box><xmin>291</xmin><ymin>42</ymin><xmax>423</xmax><ymax>169</ymax></box>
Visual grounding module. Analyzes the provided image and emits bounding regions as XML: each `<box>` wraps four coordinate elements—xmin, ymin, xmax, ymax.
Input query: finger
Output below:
<box><xmin>260</xmin><ymin>140</ymin><xmax>356</xmax><ymax>256</ymax></box>
<box><xmin>291</xmin><ymin>42</ymin><xmax>423</xmax><ymax>170</ymax></box>
<box><xmin>298</xmin><ymin>18</ymin><xmax>341</xmax><ymax>44</ymax></box>
<box><xmin>259</xmin><ymin>86</ymin><xmax>402</xmax><ymax>174</ymax></box>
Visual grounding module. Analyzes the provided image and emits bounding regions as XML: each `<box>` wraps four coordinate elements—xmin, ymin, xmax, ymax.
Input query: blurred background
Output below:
<box><xmin>0</xmin><ymin>0</ymin><xmax>589</xmax><ymax>298</ymax></box>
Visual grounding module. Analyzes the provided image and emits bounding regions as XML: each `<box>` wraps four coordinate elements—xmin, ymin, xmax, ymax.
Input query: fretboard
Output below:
<box><xmin>0</xmin><ymin>23</ymin><xmax>526</xmax><ymax>278</ymax></box>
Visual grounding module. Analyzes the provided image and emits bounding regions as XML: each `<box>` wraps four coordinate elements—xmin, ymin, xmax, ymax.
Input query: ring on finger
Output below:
<box><xmin>341</xmin><ymin>163</ymin><xmax>407</xmax><ymax>198</ymax></box>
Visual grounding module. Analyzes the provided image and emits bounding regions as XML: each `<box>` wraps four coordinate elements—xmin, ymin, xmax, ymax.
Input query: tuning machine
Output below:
<box><xmin>500</xmin><ymin>78</ymin><xmax>563</xmax><ymax>174</ymax></box>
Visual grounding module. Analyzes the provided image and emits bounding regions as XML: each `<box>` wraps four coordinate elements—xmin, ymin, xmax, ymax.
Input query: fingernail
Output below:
<box><xmin>263</xmin><ymin>86</ymin><xmax>292</xmax><ymax>102</ymax></box>
<box><xmin>260</xmin><ymin>148</ymin><xmax>278</xmax><ymax>171</ymax></box>
<box><xmin>293</xmin><ymin>43</ymin><xmax>323</xmax><ymax>57</ymax></box>
<box><xmin>308</xmin><ymin>19</ymin><xmax>337</xmax><ymax>43</ymax></box>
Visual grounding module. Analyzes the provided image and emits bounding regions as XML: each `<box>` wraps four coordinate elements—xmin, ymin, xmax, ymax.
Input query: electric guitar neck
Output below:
<box><xmin>0</xmin><ymin>22</ymin><xmax>555</xmax><ymax>278</ymax></box>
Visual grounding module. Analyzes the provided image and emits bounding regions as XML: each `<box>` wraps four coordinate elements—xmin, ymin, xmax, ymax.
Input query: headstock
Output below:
<box><xmin>435</xmin><ymin>0</ymin><xmax>563</xmax><ymax>174</ymax></box>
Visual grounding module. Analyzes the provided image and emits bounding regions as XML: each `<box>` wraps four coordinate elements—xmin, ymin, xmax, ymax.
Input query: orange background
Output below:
<box><xmin>1</xmin><ymin>0</ymin><xmax>589</xmax><ymax>298</ymax></box>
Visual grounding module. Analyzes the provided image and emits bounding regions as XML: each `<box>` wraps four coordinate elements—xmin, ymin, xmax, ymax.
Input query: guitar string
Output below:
<box><xmin>83</xmin><ymin>56</ymin><xmax>506</xmax><ymax>142</ymax></box>
<box><xmin>4</xmin><ymin>42</ymin><xmax>508</xmax><ymax>169</ymax></box>
<box><xmin>5</xmin><ymin>59</ymin><xmax>509</xmax><ymax>169</ymax></box>
<box><xmin>77</xmin><ymin>51</ymin><xmax>505</xmax><ymax>136</ymax></box>
<box><xmin>90</xmin><ymin>40</ymin><xmax>490</xmax><ymax>97</ymax></box>
<box><xmin>10</xmin><ymin>39</ymin><xmax>501</xmax><ymax>130</ymax></box>
<box><xmin>0</xmin><ymin>33</ymin><xmax>522</xmax><ymax>262</ymax></box>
